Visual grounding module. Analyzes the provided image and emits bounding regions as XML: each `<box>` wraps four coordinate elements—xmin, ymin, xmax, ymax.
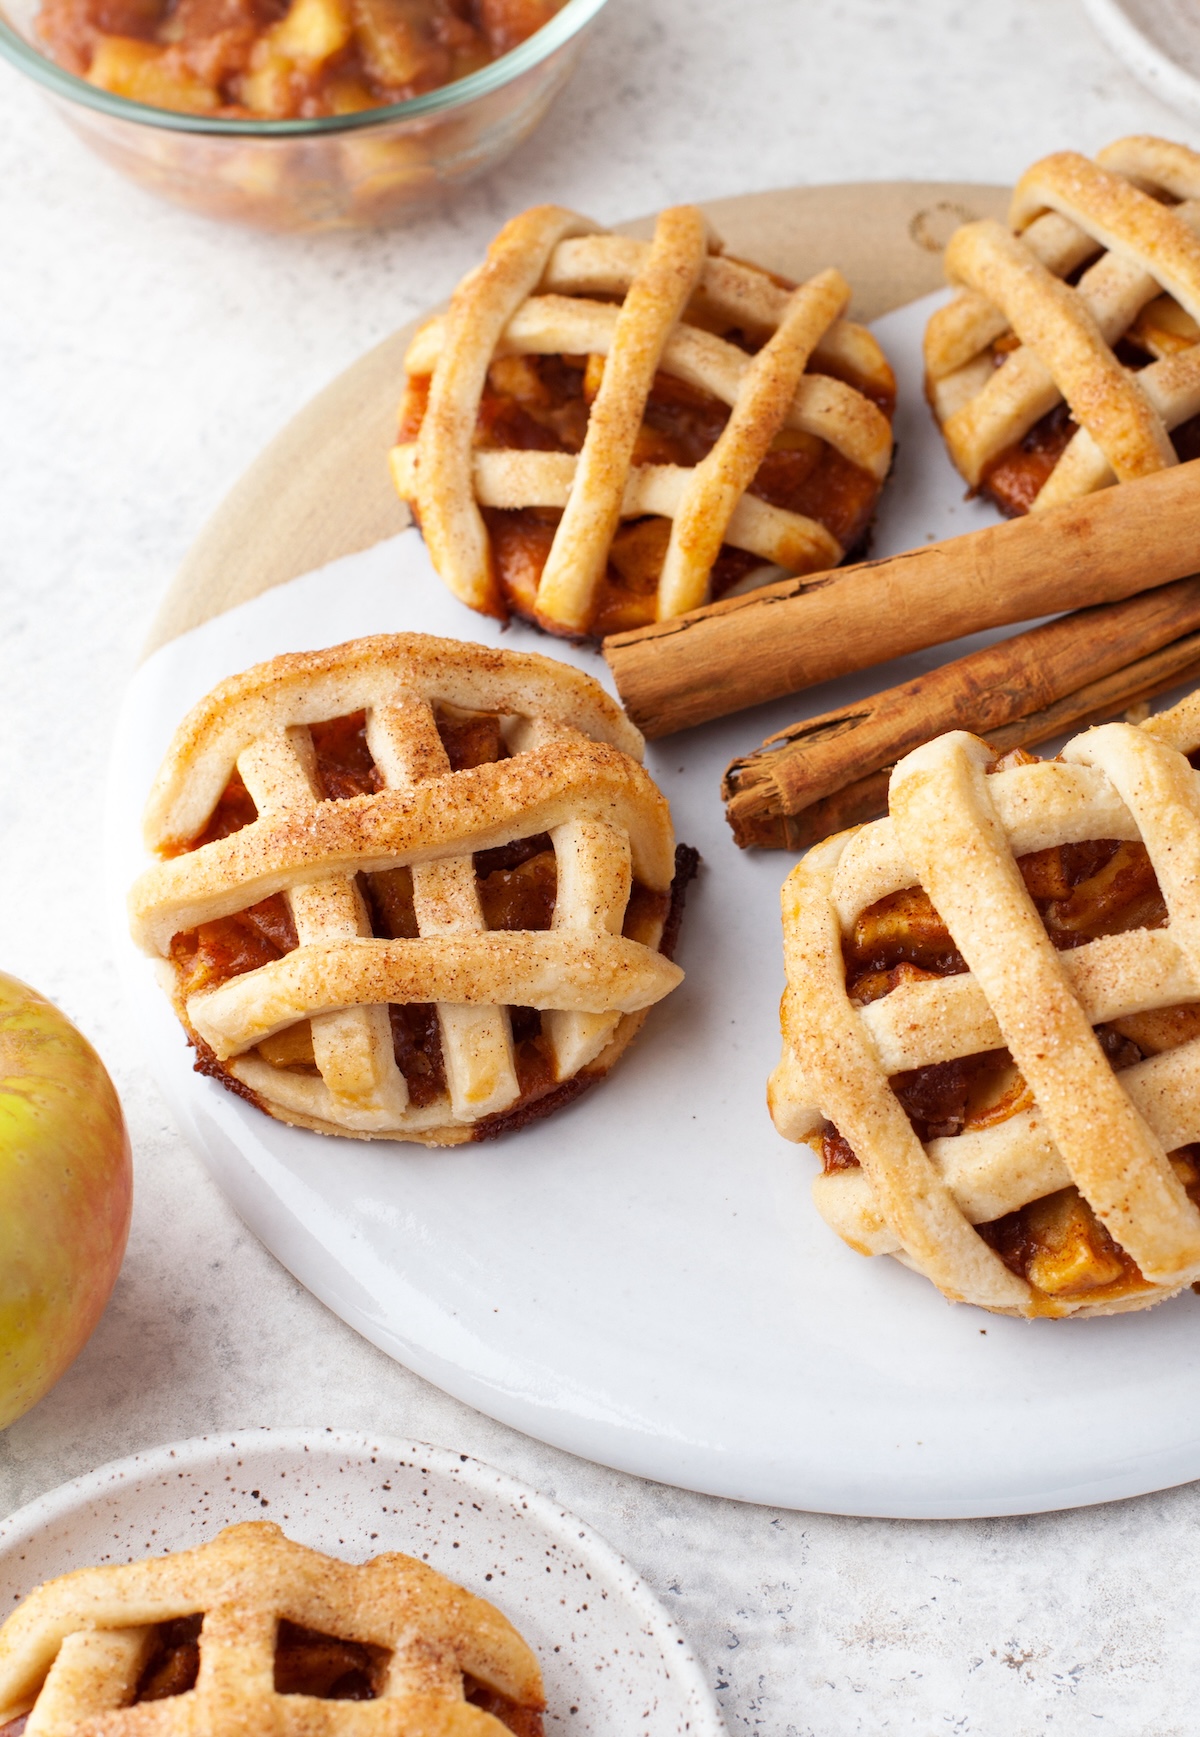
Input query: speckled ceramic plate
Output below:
<box><xmin>0</xmin><ymin>1429</ymin><xmax>722</xmax><ymax>1736</ymax></box>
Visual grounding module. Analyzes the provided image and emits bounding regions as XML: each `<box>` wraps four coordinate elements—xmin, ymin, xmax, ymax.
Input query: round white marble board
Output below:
<box><xmin>0</xmin><ymin>1429</ymin><xmax>721</xmax><ymax>1736</ymax></box>
<box><xmin>105</xmin><ymin>290</ymin><xmax>1200</xmax><ymax>1521</ymax></box>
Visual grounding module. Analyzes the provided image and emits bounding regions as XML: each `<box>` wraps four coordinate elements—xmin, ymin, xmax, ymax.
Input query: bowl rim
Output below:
<box><xmin>0</xmin><ymin>0</ymin><xmax>607</xmax><ymax>135</ymax></box>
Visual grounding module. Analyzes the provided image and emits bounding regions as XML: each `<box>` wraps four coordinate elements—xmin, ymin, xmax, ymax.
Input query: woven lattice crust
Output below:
<box><xmin>129</xmin><ymin>633</ymin><xmax>684</xmax><ymax>1145</ymax></box>
<box><xmin>0</xmin><ymin>1521</ymin><xmax>543</xmax><ymax>1735</ymax></box>
<box><xmin>390</xmin><ymin>203</ymin><xmax>895</xmax><ymax>637</ymax></box>
<box><xmin>769</xmin><ymin>688</ymin><xmax>1200</xmax><ymax>1318</ymax></box>
<box><xmin>926</xmin><ymin>136</ymin><xmax>1200</xmax><ymax>514</ymax></box>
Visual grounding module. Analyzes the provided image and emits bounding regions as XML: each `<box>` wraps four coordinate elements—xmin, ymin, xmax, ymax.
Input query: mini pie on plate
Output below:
<box><xmin>128</xmin><ymin>633</ymin><xmax>694</xmax><ymax>1145</ymax></box>
<box><xmin>926</xmin><ymin>134</ymin><xmax>1200</xmax><ymax>515</ymax></box>
<box><xmin>0</xmin><ymin>1519</ymin><xmax>544</xmax><ymax>1735</ymax></box>
<box><xmin>391</xmin><ymin>202</ymin><xmax>895</xmax><ymax>638</ymax></box>
<box><xmin>769</xmin><ymin>691</ymin><xmax>1200</xmax><ymax>1318</ymax></box>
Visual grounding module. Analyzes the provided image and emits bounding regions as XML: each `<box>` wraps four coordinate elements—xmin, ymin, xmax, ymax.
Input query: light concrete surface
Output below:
<box><xmin>1</xmin><ymin>2</ymin><xmax>1198</xmax><ymax>1730</ymax></box>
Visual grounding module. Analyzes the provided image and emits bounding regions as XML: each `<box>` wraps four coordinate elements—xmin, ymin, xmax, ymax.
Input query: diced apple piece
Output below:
<box><xmin>1128</xmin><ymin>293</ymin><xmax>1200</xmax><ymax>359</ymax></box>
<box><xmin>257</xmin><ymin>1022</ymin><xmax>316</xmax><ymax>1068</ymax></box>
<box><xmin>582</xmin><ymin>352</ymin><xmax>605</xmax><ymax>402</ymax></box>
<box><xmin>1023</xmin><ymin>1190</ymin><xmax>1126</xmax><ymax>1296</ymax></box>
<box><xmin>239</xmin><ymin>41</ymin><xmax>293</xmax><ymax>114</ymax></box>
<box><xmin>88</xmin><ymin>33</ymin><xmax>220</xmax><ymax>110</ymax></box>
<box><xmin>609</xmin><ymin>518</ymin><xmax>671</xmax><ymax>592</ymax></box>
<box><xmin>271</xmin><ymin>0</ymin><xmax>352</xmax><ymax>65</ymax></box>
<box><xmin>325</xmin><ymin>72</ymin><xmax>376</xmax><ymax>111</ymax></box>
<box><xmin>478</xmin><ymin>0</ymin><xmax>561</xmax><ymax>53</ymax></box>
<box><xmin>352</xmin><ymin>0</ymin><xmax>436</xmax><ymax>88</ymax></box>
<box><xmin>1113</xmin><ymin>1001</ymin><xmax>1200</xmax><ymax>1056</ymax></box>
<box><xmin>850</xmin><ymin>887</ymin><xmax>955</xmax><ymax>970</ymax></box>
<box><xmin>487</xmin><ymin>354</ymin><xmax>548</xmax><ymax>406</ymax></box>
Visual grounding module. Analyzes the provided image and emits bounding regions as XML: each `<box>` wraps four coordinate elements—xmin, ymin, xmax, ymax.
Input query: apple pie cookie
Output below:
<box><xmin>391</xmin><ymin>203</ymin><xmax>895</xmax><ymax>638</ymax></box>
<box><xmin>129</xmin><ymin>633</ymin><xmax>694</xmax><ymax>1145</ymax></box>
<box><xmin>926</xmin><ymin>135</ymin><xmax>1200</xmax><ymax>515</ymax></box>
<box><xmin>769</xmin><ymin>690</ymin><xmax>1200</xmax><ymax>1318</ymax></box>
<box><xmin>0</xmin><ymin>1520</ymin><xmax>545</xmax><ymax>1736</ymax></box>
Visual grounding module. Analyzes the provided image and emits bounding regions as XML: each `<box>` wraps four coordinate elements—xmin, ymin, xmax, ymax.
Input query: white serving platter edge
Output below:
<box><xmin>104</xmin><ymin>293</ymin><xmax>1200</xmax><ymax>1520</ymax></box>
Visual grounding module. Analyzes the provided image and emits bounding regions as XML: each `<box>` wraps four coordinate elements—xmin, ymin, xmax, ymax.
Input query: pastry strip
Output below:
<box><xmin>414</xmin><ymin>204</ymin><xmax>601</xmax><ymax>617</ymax></box>
<box><xmin>403</xmin><ymin>297</ymin><xmax>890</xmax><ymax>479</ymax></box>
<box><xmin>368</xmin><ymin>695</ymin><xmax>517</xmax><ymax>1119</ymax></box>
<box><xmin>133</xmin><ymin>739</ymin><xmax>674</xmax><ymax>956</ymax></box>
<box><xmin>773</xmin><ymin>837</ymin><xmax>1031</xmax><ymax>1308</ymax></box>
<box><xmin>533</xmin><ymin>206</ymin><xmax>709</xmax><ymax>631</ymax></box>
<box><xmin>390</xmin><ymin>446</ymin><xmax>841</xmax><ymax>573</ymax></box>
<box><xmin>0</xmin><ymin>1521</ymin><xmax>543</xmax><ymax>1733</ymax></box>
<box><xmin>394</xmin><ymin>206</ymin><xmax>895</xmax><ymax>637</ymax></box>
<box><xmin>237</xmin><ymin>726</ymin><xmax>410</xmax><ymax>1127</ymax></box>
<box><xmin>657</xmin><ymin>270</ymin><xmax>851</xmax><ymax>617</ymax></box>
<box><xmin>771</xmin><ymin>686</ymin><xmax>1200</xmax><ymax>1316</ymax></box>
<box><xmin>926</xmin><ymin>136</ymin><xmax>1200</xmax><ymax>514</ymax></box>
<box><xmin>889</xmin><ymin>731</ymin><xmax>1200</xmax><ymax>1285</ymax></box>
<box><xmin>945</xmin><ymin>218</ymin><xmax>1174</xmax><ymax>484</ymax></box>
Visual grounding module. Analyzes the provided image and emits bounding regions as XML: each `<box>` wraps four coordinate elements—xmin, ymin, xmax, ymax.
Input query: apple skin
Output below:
<box><xmin>0</xmin><ymin>973</ymin><xmax>132</xmax><ymax>1430</ymax></box>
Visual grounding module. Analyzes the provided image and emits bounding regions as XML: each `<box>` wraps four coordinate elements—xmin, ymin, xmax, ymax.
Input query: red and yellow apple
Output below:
<box><xmin>0</xmin><ymin>973</ymin><xmax>132</xmax><ymax>1430</ymax></box>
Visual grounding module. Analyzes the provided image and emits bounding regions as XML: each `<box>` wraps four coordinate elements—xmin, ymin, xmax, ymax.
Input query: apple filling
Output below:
<box><xmin>977</xmin><ymin>298</ymin><xmax>1200</xmax><ymax>515</ymax></box>
<box><xmin>35</xmin><ymin>0</ymin><xmax>568</xmax><ymax>123</ymax></box>
<box><xmin>821</xmin><ymin>770</ymin><xmax>1200</xmax><ymax>1305</ymax></box>
<box><xmin>168</xmin><ymin>708</ymin><xmax>694</xmax><ymax>1133</ymax></box>
<box><xmin>399</xmin><ymin>334</ymin><xmax>895</xmax><ymax>638</ymax></box>
<box><xmin>0</xmin><ymin>1616</ymin><xmax>543</xmax><ymax>1735</ymax></box>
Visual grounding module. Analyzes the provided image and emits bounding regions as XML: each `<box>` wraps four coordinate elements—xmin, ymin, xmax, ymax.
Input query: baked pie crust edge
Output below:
<box><xmin>129</xmin><ymin>632</ymin><xmax>693</xmax><ymax>1147</ymax></box>
<box><xmin>925</xmin><ymin>134</ymin><xmax>1200</xmax><ymax>518</ymax></box>
<box><xmin>391</xmin><ymin>202</ymin><xmax>896</xmax><ymax>640</ymax></box>
<box><xmin>0</xmin><ymin>1519</ymin><xmax>545</xmax><ymax>1735</ymax></box>
<box><xmin>769</xmin><ymin>688</ymin><xmax>1200</xmax><ymax>1319</ymax></box>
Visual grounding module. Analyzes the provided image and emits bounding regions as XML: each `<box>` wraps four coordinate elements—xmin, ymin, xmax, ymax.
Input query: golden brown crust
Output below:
<box><xmin>0</xmin><ymin>1522</ymin><xmax>543</xmax><ymax>1735</ymax></box>
<box><xmin>141</xmin><ymin>632</ymin><xmax>644</xmax><ymax>851</ymax></box>
<box><xmin>769</xmin><ymin>688</ymin><xmax>1200</xmax><ymax>1318</ymax></box>
<box><xmin>130</xmin><ymin>633</ymin><xmax>684</xmax><ymax>1143</ymax></box>
<box><xmin>925</xmin><ymin>136</ymin><xmax>1200</xmax><ymax>514</ymax></box>
<box><xmin>393</xmin><ymin>205</ymin><xmax>895</xmax><ymax>638</ymax></box>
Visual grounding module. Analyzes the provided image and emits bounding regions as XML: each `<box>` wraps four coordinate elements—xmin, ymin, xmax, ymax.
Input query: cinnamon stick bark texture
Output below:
<box><xmin>722</xmin><ymin>577</ymin><xmax>1200</xmax><ymax>848</ymax></box>
<box><xmin>602</xmin><ymin>457</ymin><xmax>1200</xmax><ymax>738</ymax></box>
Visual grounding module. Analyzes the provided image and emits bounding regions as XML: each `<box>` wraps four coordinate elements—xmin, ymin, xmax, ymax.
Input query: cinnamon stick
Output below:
<box><xmin>603</xmin><ymin>457</ymin><xmax>1200</xmax><ymax>738</ymax></box>
<box><xmin>722</xmin><ymin>577</ymin><xmax>1200</xmax><ymax>848</ymax></box>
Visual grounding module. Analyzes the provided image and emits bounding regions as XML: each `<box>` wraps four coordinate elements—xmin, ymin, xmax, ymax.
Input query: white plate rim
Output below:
<box><xmin>0</xmin><ymin>1427</ymin><xmax>725</xmax><ymax>1736</ymax></box>
<box><xmin>1082</xmin><ymin>0</ymin><xmax>1200</xmax><ymax>121</ymax></box>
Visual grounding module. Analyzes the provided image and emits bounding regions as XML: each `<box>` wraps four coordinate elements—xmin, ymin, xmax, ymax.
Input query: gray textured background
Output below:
<box><xmin>2</xmin><ymin>2</ymin><xmax>1198</xmax><ymax>1730</ymax></box>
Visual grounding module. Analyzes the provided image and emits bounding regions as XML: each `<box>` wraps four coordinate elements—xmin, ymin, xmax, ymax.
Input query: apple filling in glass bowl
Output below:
<box><xmin>819</xmin><ymin>751</ymin><xmax>1200</xmax><ymax>1310</ymax></box>
<box><xmin>34</xmin><ymin>0</ymin><xmax>566</xmax><ymax>119</ymax></box>
<box><xmin>0</xmin><ymin>0</ymin><xmax>607</xmax><ymax>227</ymax></box>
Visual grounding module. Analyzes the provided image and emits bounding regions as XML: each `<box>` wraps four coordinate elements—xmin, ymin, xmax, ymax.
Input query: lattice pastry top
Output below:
<box><xmin>390</xmin><ymin>203</ymin><xmax>895</xmax><ymax>639</ymax></box>
<box><xmin>128</xmin><ymin>633</ymin><xmax>691</xmax><ymax>1146</ymax></box>
<box><xmin>769</xmin><ymin>688</ymin><xmax>1200</xmax><ymax>1318</ymax></box>
<box><xmin>925</xmin><ymin>135</ymin><xmax>1200</xmax><ymax>516</ymax></box>
<box><xmin>0</xmin><ymin>1520</ymin><xmax>544</xmax><ymax>1736</ymax></box>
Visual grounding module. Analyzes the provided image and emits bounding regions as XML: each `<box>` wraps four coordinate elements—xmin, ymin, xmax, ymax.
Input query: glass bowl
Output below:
<box><xmin>0</xmin><ymin>0</ymin><xmax>609</xmax><ymax>229</ymax></box>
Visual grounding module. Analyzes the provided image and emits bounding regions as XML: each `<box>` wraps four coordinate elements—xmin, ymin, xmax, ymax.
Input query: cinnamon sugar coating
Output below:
<box><xmin>0</xmin><ymin>1521</ymin><xmax>544</xmax><ymax>1736</ymax></box>
<box><xmin>926</xmin><ymin>135</ymin><xmax>1200</xmax><ymax>517</ymax></box>
<box><xmin>129</xmin><ymin>633</ymin><xmax>687</xmax><ymax>1144</ymax></box>
<box><xmin>771</xmin><ymin>687</ymin><xmax>1200</xmax><ymax>1318</ymax></box>
<box><xmin>392</xmin><ymin>203</ymin><xmax>895</xmax><ymax>638</ymax></box>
